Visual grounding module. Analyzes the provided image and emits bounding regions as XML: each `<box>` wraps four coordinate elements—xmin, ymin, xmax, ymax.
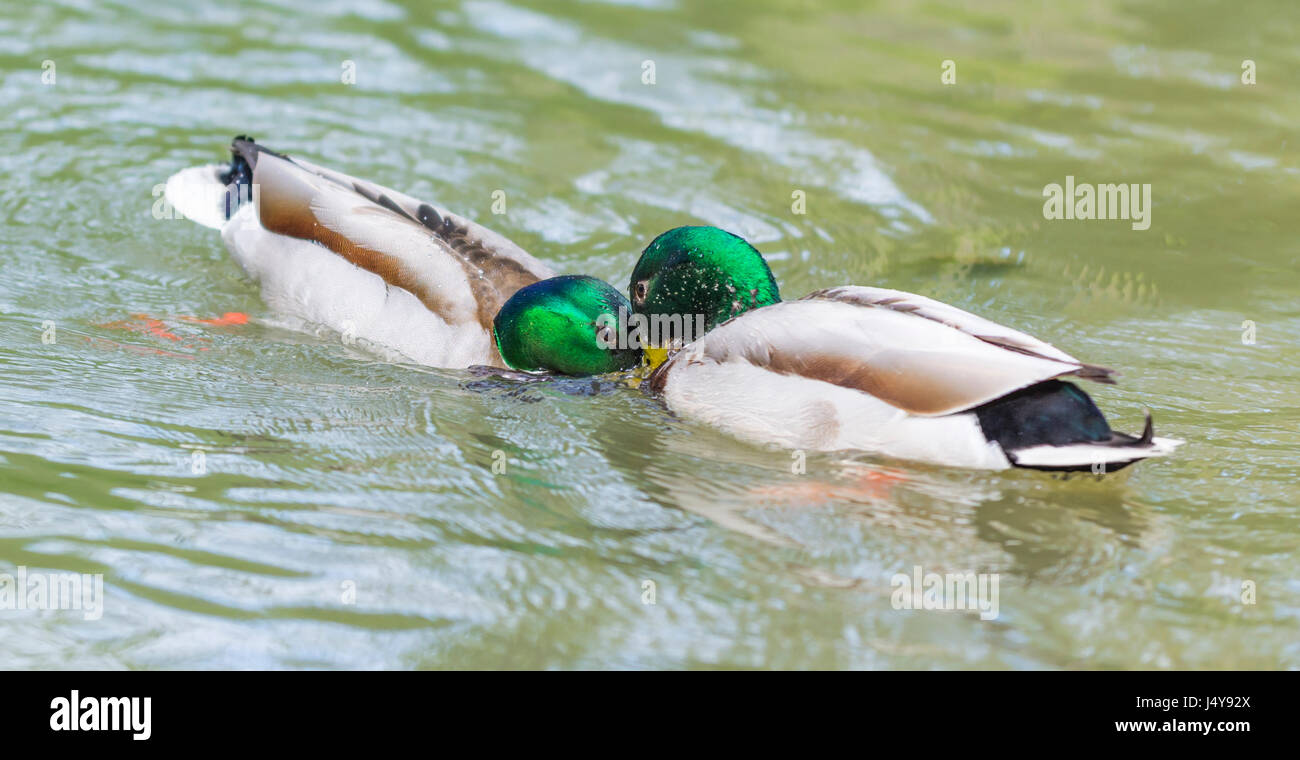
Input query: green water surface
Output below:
<box><xmin>1</xmin><ymin>0</ymin><xmax>1297</xmax><ymax>668</ymax></box>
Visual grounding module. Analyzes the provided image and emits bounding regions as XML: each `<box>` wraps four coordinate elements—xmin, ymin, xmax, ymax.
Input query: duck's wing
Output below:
<box><xmin>650</xmin><ymin>292</ymin><xmax>1114</xmax><ymax>417</ymax></box>
<box><xmin>234</xmin><ymin>138</ymin><xmax>554</xmax><ymax>334</ymax></box>
<box><xmin>804</xmin><ymin>286</ymin><xmax>1115</xmax><ymax>382</ymax></box>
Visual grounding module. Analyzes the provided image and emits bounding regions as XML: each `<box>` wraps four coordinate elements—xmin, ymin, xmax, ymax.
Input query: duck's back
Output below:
<box><xmin>647</xmin><ymin>289</ymin><xmax>1180</xmax><ymax>470</ymax></box>
<box><xmin>165</xmin><ymin>137</ymin><xmax>554</xmax><ymax>368</ymax></box>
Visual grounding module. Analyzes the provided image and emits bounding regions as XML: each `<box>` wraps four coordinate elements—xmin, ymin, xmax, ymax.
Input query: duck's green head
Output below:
<box><xmin>628</xmin><ymin>226</ymin><xmax>781</xmax><ymax>338</ymax></box>
<box><xmin>493</xmin><ymin>275</ymin><xmax>642</xmax><ymax>376</ymax></box>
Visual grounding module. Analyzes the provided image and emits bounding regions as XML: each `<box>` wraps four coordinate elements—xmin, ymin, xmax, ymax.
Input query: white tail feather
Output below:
<box><xmin>1009</xmin><ymin>436</ymin><xmax>1182</xmax><ymax>470</ymax></box>
<box><xmin>164</xmin><ymin>164</ymin><xmax>229</xmax><ymax>230</ymax></box>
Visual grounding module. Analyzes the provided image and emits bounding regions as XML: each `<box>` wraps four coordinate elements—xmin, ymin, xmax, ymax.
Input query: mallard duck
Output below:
<box><xmin>165</xmin><ymin>137</ymin><xmax>639</xmax><ymax>375</ymax></box>
<box><xmin>629</xmin><ymin>226</ymin><xmax>1182</xmax><ymax>471</ymax></box>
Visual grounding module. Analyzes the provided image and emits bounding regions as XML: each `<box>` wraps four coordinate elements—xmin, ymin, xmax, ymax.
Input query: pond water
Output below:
<box><xmin>1</xmin><ymin>0</ymin><xmax>1297</xmax><ymax>668</ymax></box>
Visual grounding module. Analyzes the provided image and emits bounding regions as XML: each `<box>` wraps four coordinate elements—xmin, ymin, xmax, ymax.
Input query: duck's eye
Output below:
<box><xmin>633</xmin><ymin>281</ymin><xmax>648</xmax><ymax>302</ymax></box>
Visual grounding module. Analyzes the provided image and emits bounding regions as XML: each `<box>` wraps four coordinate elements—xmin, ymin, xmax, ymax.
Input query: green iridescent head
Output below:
<box><xmin>493</xmin><ymin>275</ymin><xmax>642</xmax><ymax>376</ymax></box>
<box><xmin>628</xmin><ymin>226</ymin><xmax>781</xmax><ymax>338</ymax></box>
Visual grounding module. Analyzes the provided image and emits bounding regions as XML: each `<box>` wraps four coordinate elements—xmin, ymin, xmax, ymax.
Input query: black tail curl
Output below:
<box><xmin>218</xmin><ymin>135</ymin><xmax>256</xmax><ymax>220</ymax></box>
<box><xmin>974</xmin><ymin>380</ymin><xmax>1158</xmax><ymax>472</ymax></box>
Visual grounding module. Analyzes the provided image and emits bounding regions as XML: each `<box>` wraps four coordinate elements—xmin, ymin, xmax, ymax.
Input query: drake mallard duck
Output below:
<box><xmin>165</xmin><ymin>137</ymin><xmax>639</xmax><ymax>376</ymax></box>
<box><xmin>629</xmin><ymin>226</ymin><xmax>1182</xmax><ymax>471</ymax></box>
